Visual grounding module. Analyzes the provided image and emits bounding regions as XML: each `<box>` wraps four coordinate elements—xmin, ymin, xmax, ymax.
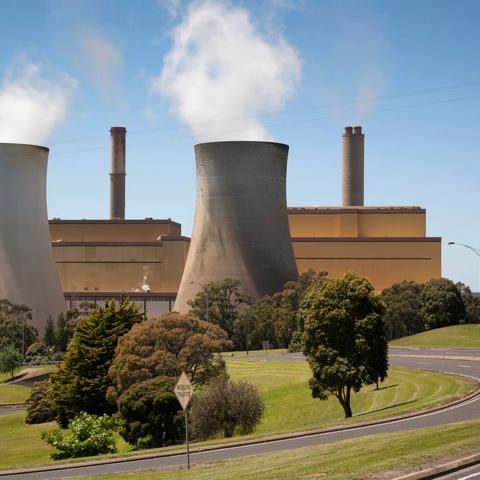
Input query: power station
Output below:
<box><xmin>0</xmin><ymin>126</ymin><xmax>441</xmax><ymax>327</ymax></box>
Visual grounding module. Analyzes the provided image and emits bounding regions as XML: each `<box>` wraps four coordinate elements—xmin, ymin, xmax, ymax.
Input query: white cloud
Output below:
<box><xmin>152</xmin><ymin>0</ymin><xmax>302</xmax><ymax>142</ymax></box>
<box><xmin>78</xmin><ymin>29</ymin><xmax>122</xmax><ymax>96</ymax></box>
<box><xmin>159</xmin><ymin>0</ymin><xmax>183</xmax><ymax>18</ymax></box>
<box><xmin>0</xmin><ymin>59</ymin><xmax>76</xmax><ymax>145</ymax></box>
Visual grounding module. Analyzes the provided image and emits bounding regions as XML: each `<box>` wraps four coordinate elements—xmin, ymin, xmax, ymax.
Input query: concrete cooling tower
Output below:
<box><xmin>0</xmin><ymin>144</ymin><xmax>65</xmax><ymax>335</ymax></box>
<box><xmin>174</xmin><ymin>141</ymin><xmax>298</xmax><ymax>313</ymax></box>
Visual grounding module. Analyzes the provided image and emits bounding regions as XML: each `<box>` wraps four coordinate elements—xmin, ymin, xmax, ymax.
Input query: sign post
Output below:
<box><xmin>174</xmin><ymin>371</ymin><xmax>193</xmax><ymax>469</ymax></box>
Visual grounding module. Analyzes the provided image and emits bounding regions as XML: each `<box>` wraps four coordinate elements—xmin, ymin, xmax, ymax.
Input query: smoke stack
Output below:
<box><xmin>342</xmin><ymin>125</ymin><xmax>364</xmax><ymax>206</ymax></box>
<box><xmin>174</xmin><ymin>141</ymin><xmax>298</xmax><ymax>313</ymax></box>
<box><xmin>110</xmin><ymin>127</ymin><xmax>126</xmax><ymax>220</ymax></box>
<box><xmin>0</xmin><ymin>143</ymin><xmax>65</xmax><ymax>335</ymax></box>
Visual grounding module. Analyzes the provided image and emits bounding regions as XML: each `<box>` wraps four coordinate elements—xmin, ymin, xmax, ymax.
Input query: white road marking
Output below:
<box><xmin>457</xmin><ymin>471</ymin><xmax>480</xmax><ymax>479</ymax></box>
<box><xmin>458</xmin><ymin>365</ymin><xmax>472</xmax><ymax>368</ymax></box>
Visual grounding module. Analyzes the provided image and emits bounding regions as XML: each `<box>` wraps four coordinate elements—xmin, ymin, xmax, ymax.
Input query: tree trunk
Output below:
<box><xmin>337</xmin><ymin>386</ymin><xmax>352</xmax><ymax>418</ymax></box>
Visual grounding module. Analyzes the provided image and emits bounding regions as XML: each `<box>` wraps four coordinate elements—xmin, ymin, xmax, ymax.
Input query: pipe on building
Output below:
<box><xmin>174</xmin><ymin>141</ymin><xmax>299</xmax><ymax>313</ymax></box>
<box><xmin>0</xmin><ymin>143</ymin><xmax>65</xmax><ymax>335</ymax></box>
<box><xmin>110</xmin><ymin>127</ymin><xmax>126</xmax><ymax>220</ymax></box>
<box><xmin>342</xmin><ymin>125</ymin><xmax>364</xmax><ymax>206</ymax></box>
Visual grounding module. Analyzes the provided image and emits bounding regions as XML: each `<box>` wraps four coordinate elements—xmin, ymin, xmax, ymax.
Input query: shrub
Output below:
<box><xmin>190</xmin><ymin>374</ymin><xmax>264</xmax><ymax>439</ymax></box>
<box><xmin>25</xmin><ymin>380</ymin><xmax>56</xmax><ymax>424</ymax></box>
<box><xmin>41</xmin><ymin>412</ymin><xmax>119</xmax><ymax>460</ymax></box>
<box><xmin>117</xmin><ymin>376</ymin><xmax>183</xmax><ymax>448</ymax></box>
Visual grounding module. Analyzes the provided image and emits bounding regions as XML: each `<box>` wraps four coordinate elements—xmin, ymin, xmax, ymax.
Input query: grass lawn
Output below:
<box><xmin>80</xmin><ymin>419</ymin><xmax>480</xmax><ymax>480</ymax></box>
<box><xmin>0</xmin><ymin>385</ymin><xmax>30</xmax><ymax>404</ymax></box>
<box><xmin>0</xmin><ymin>359</ymin><xmax>475</xmax><ymax>470</ymax></box>
<box><xmin>391</xmin><ymin>324</ymin><xmax>480</xmax><ymax>349</ymax></box>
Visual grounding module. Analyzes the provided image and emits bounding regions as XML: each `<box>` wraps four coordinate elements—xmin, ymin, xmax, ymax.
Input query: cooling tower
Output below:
<box><xmin>110</xmin><ymin>126</ymin><xmax>126</xmax><ymax>220</ymax></box>
<box><xmin>0</xmin><ymin>144</ymin><xmax>65</xmax><ymax>335</ymax></box>
<box><xmin>174</xmin><ymin>141</ymin><xmax>298</xmax><ymax>313</ymax></box>
<box><xmin>342</xmin><ymin>125</ymin><xmax>365</xmax><ymax>206</ymax></box>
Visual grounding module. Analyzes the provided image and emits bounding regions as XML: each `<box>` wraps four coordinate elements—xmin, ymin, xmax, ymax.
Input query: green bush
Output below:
<box><xmin>0</xmin><ymin>344</ymin><xmax>23</xmax><ymax>379</ymax></box>
<box><xmin>117</xmin><ymin>376</ymin><xmax>183</xmax><ymax>448</ymax></box>
<box><xmin>41</xmin><ymin>412</ymin><xmax>119</xmax><ymax>460</ymax></box>
<box><xmin>25</xmin><ymin>380</ymin><xmax>56</xmax><ymax>424</ymax></box>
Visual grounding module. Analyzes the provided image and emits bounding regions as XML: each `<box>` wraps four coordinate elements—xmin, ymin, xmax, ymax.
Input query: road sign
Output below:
<box><xmin>174</xmin><ymin>371</ymin><xmax>193</xmax><ymax>469</ymax></box>
<box><xmin>174</xmin><ymin>371</ymin><xmax>193</xmax><ymax>411</ymax></box>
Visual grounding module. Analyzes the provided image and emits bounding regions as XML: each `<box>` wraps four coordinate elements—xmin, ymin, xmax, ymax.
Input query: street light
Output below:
<box><xmin>189</xmin><ymin>281</ymin><xmax>209</xmax><ymax>322</ymax></box>
<box><xmin>448</xmin><ymin>242</ymin><xmax>480</xmax><ymax>289</ymax></box>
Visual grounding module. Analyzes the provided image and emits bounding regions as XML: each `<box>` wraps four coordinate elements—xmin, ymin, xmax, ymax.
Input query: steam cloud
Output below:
<box><xmin>153</xmin><ymin>0</ymin><xmax>301</xmax><ymax>142</ymax></box>
<box><xmin>0</xmin><ymin>61</ymin><xmax>75</xmax><ymax>145</ymax></box>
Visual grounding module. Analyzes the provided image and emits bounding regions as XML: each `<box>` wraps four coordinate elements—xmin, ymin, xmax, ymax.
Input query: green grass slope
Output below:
<box><xmin>391</xmin><ymin>324</ymin><xmax>480</xmax><ymax>349</ymax></box>
<box><xmin>0</xmin><ymin>385</ymin><xmax>30</xmax><ymax>404</ymax></box>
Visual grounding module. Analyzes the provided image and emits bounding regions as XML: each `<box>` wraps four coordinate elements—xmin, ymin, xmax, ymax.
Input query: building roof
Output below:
<box><xmin>49</xmin><ymin>218</ymin><xmax>181</xmax><ymax>226</ymax></box>
<box><xmin>287</xmin><ymin>206</ymin><xmax>426</xmax><ymax>214</ymax></box>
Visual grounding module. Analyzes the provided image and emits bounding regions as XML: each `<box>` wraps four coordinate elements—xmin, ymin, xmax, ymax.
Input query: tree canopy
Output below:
<box><xmin>301</xmin><ymin>272</ymin><xmax>388</xmax><ymax>418</ymax></box>
<box><xmin>0</xmin><ymin>300</ymin><xmax>37</xmax><ymax>354</ymax></box>
<box><xmin>50</xmin><ymin>298</ymin><xmax>143</xmax><ymax>427</ymax></box>
<box><xmin>107</xmin><ymin>312</ymin><xmax>231</xmax><ymax>402</ymax></box>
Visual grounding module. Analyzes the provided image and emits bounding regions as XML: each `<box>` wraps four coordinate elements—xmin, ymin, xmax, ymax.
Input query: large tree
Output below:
<box><xmin>381</xmin><ymin>281</ymin><xmax>425</xmax><ymax>340</ymax></box>
<box><xmin>188</xmin><ymin>278</ymin><xmax>253</xmax><ymax>342</ymax></box>
<box><xmin>0</xmin><ymin>300</ymin><xmax>37</xmax><ymax>354</ymax></box>
<box><xmin>301</xmin><ymin>272</ymin><xmax>388</xmax><ymax>418</ymax></box>
<box><xmin>50</xmin><ymin>298</ymin><xmax>142</xmax><ymax>427</ymax></box>
<box><xmin>107</xmin><ymin>312</ymin><xmax>231</xmax><ymax>401</ymax></box>
<box><xmin>456</xmin><ymin>282</ymin><xmax>480</xmax><ymax>324</ymax></box>
<box><xmin>422</xmin><ymin>278</ymin><xmax>466</xmax><ymax>330</ymax></box>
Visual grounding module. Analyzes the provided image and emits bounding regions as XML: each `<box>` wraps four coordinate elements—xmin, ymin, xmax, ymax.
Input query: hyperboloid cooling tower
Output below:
<box><xmin>174</xmin><ymin>141</ymin><xmax>298</xmax><ymax>313</ymax></box>
<box><xmin>0</xmin><ymin>144</ymin><xmax>65</xmax><ymax>334</ymax></box>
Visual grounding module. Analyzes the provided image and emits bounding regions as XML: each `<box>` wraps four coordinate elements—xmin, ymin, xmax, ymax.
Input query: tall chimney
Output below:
<box><xmin>342</xmin><ymin>125</ymin><xmax>364</xmax><ymax>206</ymax></box>
<box><xmin>110</xmin><ymin>126</ymin><xmax>126</xmax><ymax>219</ymax></box>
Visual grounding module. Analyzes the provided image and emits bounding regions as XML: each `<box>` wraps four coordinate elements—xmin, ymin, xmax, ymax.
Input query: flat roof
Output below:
<box><xmin>291</xmin><ymin>237</ymin><xmax>441</xmax><ymax>242</ymax></box>
<box><xmin>51</xmin><ymin>237</ymin><xmax>191</xmax><ymax>246</ymax></box>
<box><xmin>288</xmin><ymin>206</ymin><xmax>426</xmax><ymax>214</ymax></box>
<box><xmin>49</xmin><ymin>218</ymin><xmax>181</xmax><ymax>226</ymax></box>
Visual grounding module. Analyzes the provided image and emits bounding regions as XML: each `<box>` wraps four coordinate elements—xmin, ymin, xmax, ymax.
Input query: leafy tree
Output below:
<box><xmin>190</xmin><ymin>374</ymin><xmax>264</xmax><ymax>439</ymax></box>
<box><xmin>25</xmin><ymin>380</ymin><xmax>56</xmax><ymax>424</ymax></box>
<box><xmin>44</xmin><ymin>317</ymin><xmax>56</xmax><ymax>348</ymax></box>
<box><xmin>422</xmin><ymin>278</ymin><xmax>466</xmax><ymax>329</ymax></box>
<box><xmin>55</xmin><ymin>313</ymin><xmax>69</xmax><ymax>352</ymax></box>
<box><xmin>456</xmin><ymin>282</ymin><xmax>480</xmax><ymax>324</ymax></box>
<box><xmin>0</xmin><ymin>300</ymin><xmax>37</xmax><ymax>354</ymax></box>
<box><xmin>117</xmin><ymin>376</ymin><xmax>183</xmax><ymax>448</ymax></box>
<box><xmin>25</xmin><ymin>341</ymin><xmax>54</xmax><ymax>363</ymax></box>
<box><xmin>108</xmin><ymin>312</ymin><xmax>231</xmax><ymax>402</ymax></box>
<box><xmin>381</xmin><ymin>281</ymin><xmax>425</xmax><ymax>340</ymax></box>
<box><xmin>188</xmin><ymin>278</ymin><xmax>253</xmax><ymax>342</ymax></box>
<box><xmin>0</xmin><ymin>344</ymin><xmax>24</xmax><ymax>379</ymax></box>
<box><xmin>41</xmin><ymin>412</ymin><xmax>119</xmax><ymax>459</ymax></box>
<box><xmin>301</xmin><ymin>272</ymin><xmax>388</xmax><ymax>418</ymax></box>
<box><xmin>50</xmin><ymin>299</ymin><xmax>142</xmax><ymax>427</ymax></box>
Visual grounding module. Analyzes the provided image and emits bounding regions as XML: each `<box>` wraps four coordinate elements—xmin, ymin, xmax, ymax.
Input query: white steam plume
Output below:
<box><xmin>0</xmin><ymin>61</ymin><xmax>75</xmax><ymax>145</ymax></box>
<box><xmin>152</xmin><ymin>0</ymin><xmax>301</xmax><ymax>142</ymax></box>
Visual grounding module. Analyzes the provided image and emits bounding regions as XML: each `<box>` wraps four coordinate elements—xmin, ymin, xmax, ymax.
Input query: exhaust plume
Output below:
<box><xmin>0</xmin><ymin>61</ymin><xmax>75</xmax><ymax>145</ymax></box>
<box><xmin>153</xmin><ymin>0</ymin><xmax>301</xmax><ymax>142</ymax></box>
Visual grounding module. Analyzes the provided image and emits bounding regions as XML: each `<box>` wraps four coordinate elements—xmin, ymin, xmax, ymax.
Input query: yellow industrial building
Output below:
<box><xmin>49</xmin><ymin>126</ymin><xmax>441</xmax><ymax>314</ymax></box>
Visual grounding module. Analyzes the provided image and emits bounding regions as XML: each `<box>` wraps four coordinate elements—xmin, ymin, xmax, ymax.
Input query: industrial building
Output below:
<box><xmin>48</xmin><ymin>126</ymin><xmax>441</xmax><ymax>314</ymax></box>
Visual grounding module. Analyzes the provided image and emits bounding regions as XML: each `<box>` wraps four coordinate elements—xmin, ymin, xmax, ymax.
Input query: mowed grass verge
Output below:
<box><xmin>0</xmin><ymin>385</ymin><xmax>30</xmax><ymax>404</ymax></box>
<box><xmin>80</xmin><ymin>419</ymin><xmax>480</xmax><ymax>480</ymax></box>
<box><xmin>0</xmin><ymin>360</ymin><xmax>475</xmax><ymax>469</ymax></box>
<box><xmin>226</xmin><ymin>360</ymin><xmax>476</xmax><ymax>436</ymax></box>
<box><xmin>391</xmin><ymin>324</ymin><xmax>480</xmax><ymax>349</ymax></box>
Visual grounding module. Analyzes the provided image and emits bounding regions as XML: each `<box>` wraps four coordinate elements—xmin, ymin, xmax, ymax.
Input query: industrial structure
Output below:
<box><xmin>174</xmin><ymin>141</ymin><xmax>298</xmax><ymax>312</ymax></box>
<box><xmin>0</xmin><ymin>144</ymin><xmax>65</xmax><ymax>333</ymax></box>
<box><xmin>47</xmin><ymin>126</ymin><xmax>441</xmax><ymax>314</ymax></box>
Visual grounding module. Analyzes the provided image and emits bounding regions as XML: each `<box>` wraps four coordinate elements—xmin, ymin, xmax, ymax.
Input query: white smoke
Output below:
<box><xmin>0</xmin><ymin>60</ymin><xmax>75</xmax><ymax>145</ymax></box>
<box><xmin>152</xmin><ymin>0</ymin><xmax>301</xmax><ymax>142</ymax></box>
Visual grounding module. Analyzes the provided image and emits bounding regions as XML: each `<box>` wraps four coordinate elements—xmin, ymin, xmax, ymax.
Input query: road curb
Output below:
<box><xmin>1</xmin><ymin>381</ymin><xmax>479</xmax><ymax>477</ymax></box>
<box><xmin>391</xmin><ymin>452</ymin><xmax>480</xmax><ymax>479</ymax></box>
<box><xmin>391</xmin><ymin>354</ymin><xmax>480</xmax><ymax>362</ymax></box>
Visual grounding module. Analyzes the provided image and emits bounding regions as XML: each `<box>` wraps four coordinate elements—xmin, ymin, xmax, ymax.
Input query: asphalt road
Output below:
<box><xmin>435</xmin><ymin>463</ymin><xmax>480</xmax><ymax>480</ymax></box>
<box><xmin>1</xmin><ymin>352</ymin><xmax>479</xmax><ymax>479</ymax></box>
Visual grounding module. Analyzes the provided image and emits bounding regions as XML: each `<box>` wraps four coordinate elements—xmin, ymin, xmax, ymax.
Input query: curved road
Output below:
<box><xmin>0</xmin><ymin>350</ymin><xmax>479</xmax><ymax>479</ymax></box>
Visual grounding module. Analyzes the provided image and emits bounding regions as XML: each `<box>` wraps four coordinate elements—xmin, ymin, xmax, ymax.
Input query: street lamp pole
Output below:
<box><xmin>189</xmin><ymin>281</ymin><xmax>209</xmax><ymax>322</ymax></box>
<box><xmin>448</xmin><ymin>241</ymin><xmax>480</xmax><ymax>290</ymax></box>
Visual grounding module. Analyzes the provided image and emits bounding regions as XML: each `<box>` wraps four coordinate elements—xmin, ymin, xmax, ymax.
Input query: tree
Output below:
<box><xmin>0</xmin><ymin>344</ymin><xmax>24</xmax><ymax>379</ymax></box>
<box><xmin>188</xmin><ymin>278</ymin><xmax>253</xmax><ymax>342</ymax></box>
<box><xmin>190</xmin><ymin>374</ymin><xmax>264</xmax><ymax>439</ymax></box>
<box><xmin>41</xmin><ymin>412</ymin><xmax>119</xmax><ymax>460</ymax></box>
<box><xmin>25</xmin><ymin>341</ymin><xmax>54</xmax><ymax>364</ymax></box>
<box><xmin>456</xmin><ymin>282</ymin><xmax>480</xmax><ymax>324</ymax></box>
<box><xmin>301</xmin><ymin>272</ymin><xmax>388</xmax><ymax>418</ymax></box>
<box><xmin>0</xmin><ymin>300</ymin><xmax>37</xmax><ymax>354</ymax></box>
<box><xmin>25</xmin><ymin>380</ymin><xmax>56</xmax><ymax>424</ymax></box>
<box><xmin>55</xmin><ymin>313</ymin><xmax>69</xmax><ymax>352</ymax></box>
<box><xmin>381</xmin><ymin>281</ymin><xmax>425</xmax><ymax>340</ymax></box>
<box><xmin>117</xmin><ymin>377</ymin><xmax>183</xmax><ymax>448</ymax></box>
<box><xmin>422</xmin><ymin>278</ymin><xmax>466</xmax><ymax>330</ymax></box>
<box><xmin>44</xmin><ymin>317</ymin><xmax>56</xmax><ymax>348</ymax></box>
<box><xmin>108</xmin><ymin>312</ymin><xmax>231</xmax><ymax>401</ymax></box>
<box><xmin>50</xmin><ymin>298</ymin><xmax>143</xmax><ymax>427</ymax></box>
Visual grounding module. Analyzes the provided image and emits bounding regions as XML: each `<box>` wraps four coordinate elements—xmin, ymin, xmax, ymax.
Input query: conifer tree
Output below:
<box><xmin>44</xmin><ymin>317</ymin><xmax>57</xmax><ymax>348</ymax></box>
<box><xmin>50</xmin><ymin>298</ymin><xmax>142</xmax><ymax>427</ymax></box>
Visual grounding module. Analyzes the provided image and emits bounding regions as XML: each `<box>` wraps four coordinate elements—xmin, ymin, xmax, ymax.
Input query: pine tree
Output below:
<box><xmin>44</xmin><ymin>317</ymin><xmax>56</xmax><ymax>348</ymax></box>
<box><xmin>55</xmin><ymin>314</ymin><xmax>69</xmax><ymax>352</ymax></box>
<box><xmin>50</xmin><ymin>298</ymin><xmax>143</xmax><ymax>427</ymax></box>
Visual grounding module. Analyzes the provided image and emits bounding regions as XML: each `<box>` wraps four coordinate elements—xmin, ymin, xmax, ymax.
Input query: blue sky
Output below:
<box><xmin>0</xmin><ymin>0</ymin><xmax>479</xmax><ymax>289</ymax></box>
